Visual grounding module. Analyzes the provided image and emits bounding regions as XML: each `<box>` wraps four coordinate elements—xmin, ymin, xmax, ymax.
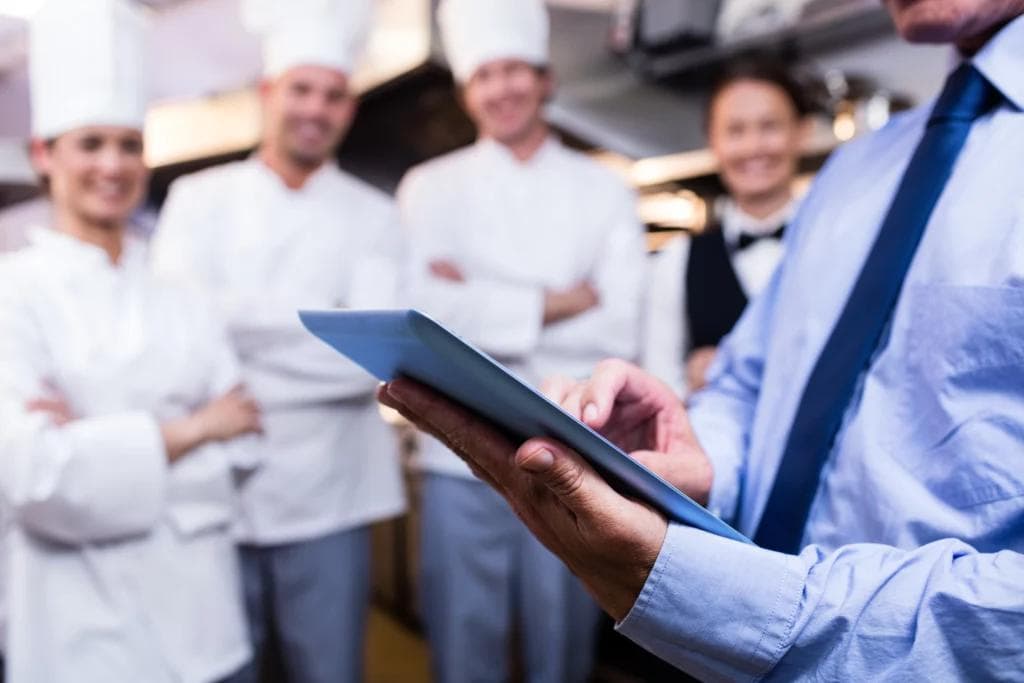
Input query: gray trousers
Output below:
<box><xmin>233</xmin><ymin>525</ymin><xmax>372</xmax><ymax>683</ymax></box>
<box><xmin>420</xmin><ymin>473</ymin><xmax>600</xmax><ymax>683</ymax></box>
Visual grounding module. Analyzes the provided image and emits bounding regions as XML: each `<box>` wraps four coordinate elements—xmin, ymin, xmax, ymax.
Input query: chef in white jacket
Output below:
<box><xmin>643</xmin><ymin>60</ymin><xmax>811</xmax><ymax>397</ymax></box>
<box><xmin>396</xmin><ymin>2</ymin><xmax>647</xmax><ymax>681</ymax></box>
<box><xmin>0</xmin><ymin>1</ymin><xmax>262</xmax><ymax>681</ymax></box>
<box><xmin>151</xmin><ymin>1</ymin><xmax>404</xmax><ymax>681</ymax></box>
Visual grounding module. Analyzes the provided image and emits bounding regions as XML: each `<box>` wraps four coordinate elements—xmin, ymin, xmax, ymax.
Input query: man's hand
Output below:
<box><xmin>429</xmin><ymin>259</ymin><xmax>466</xmax><ymax>283</ymax></box>
<box><xmin>685</xmin><ymin>346</ymin><xmax>718</xmax><ymax>393</ymax></box>
<box><xmin>378</xmin><ymin>378</ymin><xmax>666</xmax><ymax>621</ymax></box>
<box><xmin>543</xmin><ymin>359</ymin><xmax>713</xmax><ymax>505</ymax></box>
<box><xmin>543</xmin><ymin>280</ymin><xmax>600</xmax><ymax>325</ymax></box>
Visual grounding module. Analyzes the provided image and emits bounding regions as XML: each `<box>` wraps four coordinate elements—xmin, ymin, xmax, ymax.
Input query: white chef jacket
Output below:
<box><xmin>152</xmin><ymin>158</ymin><xmax>406</xmax><ymax>545</ymax></box>
<box><xmin>0</xmin><ymin>229</ymin><xmax>253</xmax><ymax>683</ymax></box>
<box><xmin>397</xmin><ymin>136</ymin><xmax>647</xmax><ymax>479</ymax></box>
<box><xmin>643</xmin><ymin>197</ymin><xmax>798</xmax><ymax>397</ymax></box>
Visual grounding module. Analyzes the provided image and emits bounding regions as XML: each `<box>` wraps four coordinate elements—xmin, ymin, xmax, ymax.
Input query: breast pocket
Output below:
<box><xmin>893</xmin><ymin>284</ymin><xmax>1024</xmax><ymax>508</ymax></box>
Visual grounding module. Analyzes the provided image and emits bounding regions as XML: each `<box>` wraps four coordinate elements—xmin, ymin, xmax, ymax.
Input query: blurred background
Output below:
<box><xmin>0</xmin><ymin>1</ymin><xmax>953</xmax><ymax>680</ymax></box>
<box><xmin>1</xmin><ymin>0</ymin><xmax>950</xmax><ymax>245</ymax></box>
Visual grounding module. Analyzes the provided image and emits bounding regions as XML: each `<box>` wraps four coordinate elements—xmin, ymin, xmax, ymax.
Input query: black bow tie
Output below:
<box><xmin>736</xmin><ymin>224</ymin><xmax>786</xmax><ymax>251</ymax></box>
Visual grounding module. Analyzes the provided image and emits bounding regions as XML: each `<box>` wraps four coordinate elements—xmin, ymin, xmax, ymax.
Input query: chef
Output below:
<box><xmin>395</xmin><ymin>1</ymin><xmax>647</xmax><ymax>681</ymax></box>
<box><xmin>644</xmin><ymin>60</ymin><xmax>811</xmax><ymax>397</ymax></box>
<box><xmin>150</xmin><ymin>1</ymin><xmax>405</xmax><ymax>681</ymax></box>
<box><xmin>0</xmin><ymin>1</ymin><xmax>262</xmax><ymax>681</ymax></box>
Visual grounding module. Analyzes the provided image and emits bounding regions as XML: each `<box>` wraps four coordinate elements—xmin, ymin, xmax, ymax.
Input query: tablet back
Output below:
<box><xmin>299</xmin><ymin>308</ymin><xmax>750</xmax><ymax>544</ymax></box>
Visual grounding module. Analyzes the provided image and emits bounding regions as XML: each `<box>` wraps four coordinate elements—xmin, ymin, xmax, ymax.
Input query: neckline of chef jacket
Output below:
<box><xmin>718</xmin><ymin>196</ymin><xmax>799</xmax><ymax>248</ymax></box>
<box><xmin>474</xmin><ymin>134</ymin><xmax>562</xmax><ymax>171</ymax></box>
<box><xmin>969</xmin><ymin>14</ymin><xmax>1023</xmax><ymax>113</ymax></box>
<box><xmin>27</xmin><ymin>224</ymin><xmax>147</xmax><ymax>274</ymax></box>
<box><xmin>248</xmin><ymin>153</ymin><xmax>340</xmax><ymax>196</ymax></box>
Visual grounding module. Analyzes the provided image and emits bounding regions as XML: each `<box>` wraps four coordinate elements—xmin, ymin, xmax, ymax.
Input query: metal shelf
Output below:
<box><xmin>631</xmin><ymin>4</ymin><xmax>893</xmax><ymax>81</ymax></box>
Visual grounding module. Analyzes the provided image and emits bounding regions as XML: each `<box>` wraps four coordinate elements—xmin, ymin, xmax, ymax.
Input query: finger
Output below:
<box><xmin>463</xmin><ymin>459</ymin><xmax>503</xmax><ymax>491</ymax></box>
<box><xmin>382</xmin><ymin>389</ymin><xmax>502</xmax><ymax>492</ymax></box>
<box><xmin>224</xmin><ymin>384</ymin><xmax>246</xmax><ymax>398</ymax></box>
<box><xmin>560</xmin><ymin>383</ymin><xmax>586</xmax><ymax>422</ymax></box>
<box><xmin>381</xmin><ymin>379</ymin><xmax>519</xmax><ymax>486</ymax></box>
<box><xmin>540</xmin><ymin>375</ymin><xmax>576</xmax><ymax>404</ymax></box>
<box><xmin>26</xmin><ymin>400</ymin><xmax>73</xmax><ymax>426</ymax></box>
<box><xmin>249</xmin><ymin>413</ymin><xmax>265</xmax><ymax>435</ymax></box>
<box><xmin>514</xmin><ymin>437</ymin><xmax>621</xmax><ymax>523</ymax></box>
<box><xmin>628</xmin><ymin>450</ymin><xmax>665</xmax><ymax>472</ymax></box>
<box><xmin>580</xmin><ymin>359</ymin><xmax>674</xmax><ymax>429</ymax></box>
<box><xmin>577</xmin><ymin>359</ymin><xmax>632</xmax><ymax>428</ymax></box>
<box><xmin>378</xmin><ymin>383</ymin><xmax>440</xmax><ymax>436</ymax></box>
<box><xmin>26</xmin><ymin>398</ymin><xmax>72</xmax><ymax>417</ymax></box>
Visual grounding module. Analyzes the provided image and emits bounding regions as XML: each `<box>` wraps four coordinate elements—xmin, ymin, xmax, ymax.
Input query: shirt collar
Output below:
<box><xmin>475</xmin><ymin>134</ymin><xmax>561</xmax><ymax>170</ymax></box>
<box><xmin>247</xmin><ymin>154</ymin><xmax>338</xmax><ymax>194</ymax></box>
<box><xmin>718</xmin><ymin>197</ymin><xmax>799</xmax><ymax>246</ymax></box>
<box><xmin>969</xmin><ymin>14</ymin><xmax>1024</xmax><ymax>112</ymax></box>
<box><xmin>29</xmin><ymin>226</ymin><xmax>146</xmax><ymax>273</ymax></box>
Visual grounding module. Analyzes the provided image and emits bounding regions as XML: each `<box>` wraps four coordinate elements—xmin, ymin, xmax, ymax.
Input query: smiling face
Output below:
<box><xmin>461</xmin><ymin>58</ymin><xmax>551</xmax><ymax>148</ymax></box>
<box><xmin>262</xmin><ymin>64</ymin><xmax>356</xmax><ymax>169</ymax></box>
<box><xmin>33</xmin><ymin>126</ymin><xmax>147</xmax><ymax>229</ymax></box>
<box><xmin>708</xmin><ymin>78</ymin><xmax>807</xmax><ymax>210</ymax></box>
<box><xmin>883</xmin><ymin>0</ymin><xmax>1024</xmax><ymax>49</ymax></box>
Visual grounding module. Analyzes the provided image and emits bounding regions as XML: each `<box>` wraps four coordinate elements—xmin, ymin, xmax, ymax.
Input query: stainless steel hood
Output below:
<box><xmin>544</xmin><ymin>5</ymin><xmax>707</xmax><ymax>160</ymax></box>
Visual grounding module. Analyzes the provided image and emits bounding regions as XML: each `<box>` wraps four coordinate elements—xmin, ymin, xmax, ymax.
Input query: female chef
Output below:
<box><xmin>0</xmin><ymin>1</ymin><xmax>260</xmax><ymax>681</ymax></box>
<box><xmin>644</xmin><ymin>59</ymin><xmax>812</xmax><ymax>396</ymax></box>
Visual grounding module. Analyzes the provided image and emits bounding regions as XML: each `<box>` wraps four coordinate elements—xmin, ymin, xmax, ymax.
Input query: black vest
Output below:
<box><xmin>685</xmin><ymin>225</ymin><xmax>748</xmax><ymax>349</ymax></box>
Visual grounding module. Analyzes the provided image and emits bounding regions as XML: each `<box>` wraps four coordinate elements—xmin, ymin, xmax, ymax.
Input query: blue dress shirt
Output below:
<box><xmin>617</xmin><ymin>16</ymin><xmax>1024</xmax><ymax>681</ymax></box>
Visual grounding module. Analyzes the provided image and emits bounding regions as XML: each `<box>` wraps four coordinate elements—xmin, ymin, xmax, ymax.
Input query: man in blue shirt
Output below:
<box><xmin>379</xmin><ymin>0</ymin><xmax>1024</xmax><ymax>679</ymax></box>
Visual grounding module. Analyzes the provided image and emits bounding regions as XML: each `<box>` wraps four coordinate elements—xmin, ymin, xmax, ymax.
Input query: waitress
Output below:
<box><xmin>644</xmin><ymin>60</ymin><xmax>811</xmax><ymax>396</ymax></box>
<box><xmin>0</xmin><ymin>1</ymin><xmax>260</xmax><ymax>681</ymax></box>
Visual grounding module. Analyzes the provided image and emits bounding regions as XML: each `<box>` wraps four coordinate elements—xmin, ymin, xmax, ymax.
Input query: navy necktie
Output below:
<box><xmin>752</xmin><ymin>63</ymin><xmax>1003</xmax><ymax>554</ymax></box>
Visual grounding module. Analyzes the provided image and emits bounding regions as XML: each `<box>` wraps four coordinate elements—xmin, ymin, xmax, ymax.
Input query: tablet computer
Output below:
<box><xmin>299</xmin><ymin>308</ymin><xmax>750</xmax><ymax>544</ymax></box>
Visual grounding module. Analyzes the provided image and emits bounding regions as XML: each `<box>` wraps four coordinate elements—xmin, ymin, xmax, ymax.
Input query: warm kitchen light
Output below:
<box><xmin>833</xmin><ymin>111</ymin><xmax>857</xmax><ymax>141</ymax></box>
<box><xmin>637</xmin><ymin>190</ymin><xmax>706</xmax><ymax>230</ymax></box>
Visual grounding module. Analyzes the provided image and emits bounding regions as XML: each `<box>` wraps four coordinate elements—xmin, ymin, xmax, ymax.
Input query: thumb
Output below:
<box><xmin>515</xmin><ymin>438</ymin><xmax>615</xmax><ymax>518</ymax></box>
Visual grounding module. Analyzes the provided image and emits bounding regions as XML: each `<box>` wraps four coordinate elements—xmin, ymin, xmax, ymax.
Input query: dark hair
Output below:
<box><xmin>705</xmin><ymin>58</ymin><xmax>812</xmax><ymax>130</ymax></box>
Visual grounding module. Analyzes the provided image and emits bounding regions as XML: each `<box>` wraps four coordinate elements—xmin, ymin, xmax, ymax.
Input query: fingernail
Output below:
<box><xmin>520</xmin><ymin>448</ymin><xmax>554</xmax><ymax>473</ymax></box>
<box><xmin>583</xmin><ymin>403</ymin><xmax>598</xmax><ymax>423</ymax></box>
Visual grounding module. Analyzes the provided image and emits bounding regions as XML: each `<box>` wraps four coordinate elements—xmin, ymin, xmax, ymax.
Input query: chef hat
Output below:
<box><xmin>437</xmin><ymin>0</ymin><xmax>550</xmax><ymax>83</ymax></box>
<box><xmin>242</xmin><ymin>0</ymin><xmax>374</xmax><ymax>78</ymax></box>
<box><xmin>29</xmin><ymin>0</ymin><xmax>149</xmax><ymax>140</ymax></box>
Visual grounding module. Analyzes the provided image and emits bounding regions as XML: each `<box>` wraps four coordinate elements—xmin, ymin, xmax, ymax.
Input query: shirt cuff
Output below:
<box><xmin>616</xmin><ymin>523</ymin><xmax>805</xmax><ymax>682</ymax></box>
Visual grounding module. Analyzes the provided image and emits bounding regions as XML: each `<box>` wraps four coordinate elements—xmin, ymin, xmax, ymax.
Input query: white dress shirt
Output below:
<box><xmin>643</xmin><ymin>197</ymin><xmax>797</xmax><ymax>397</ymax></box>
